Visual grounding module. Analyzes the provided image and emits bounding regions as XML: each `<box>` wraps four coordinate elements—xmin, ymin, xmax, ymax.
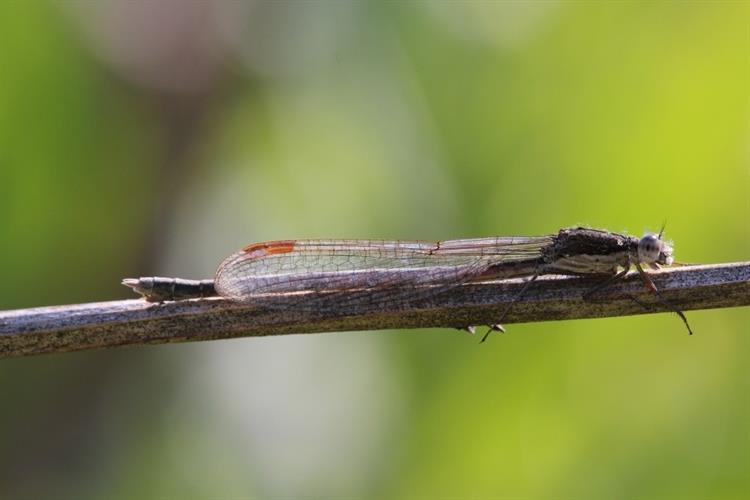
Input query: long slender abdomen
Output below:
<box><xmin>122</xmin><ymin>277</ymin><xmax>216</xmax><ymax>302</ymax></box>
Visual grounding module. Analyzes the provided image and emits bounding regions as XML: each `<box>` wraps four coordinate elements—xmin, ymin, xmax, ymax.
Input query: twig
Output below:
<box><xmin>1</xmin><ymin>262</ymin><xmax>748</xmax><ymax>358</ymax></box>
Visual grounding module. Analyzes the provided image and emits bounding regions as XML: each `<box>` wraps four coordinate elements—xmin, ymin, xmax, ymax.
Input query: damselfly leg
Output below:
<box><xmin>634</xmin><ymin>263</ymin><xmax>693</xmax><ymax>335</ymax></box>
<box><xmin>480</xmin><ymin>271</ymin><xmax>541</xmax><ymax>343</ymax></box>
<box><xmin>581</xmin><ymin>269</ymin><xmax>630</xmax><ymax>301</ymax></box>
<box><xmin>581</xmin><ymin>265</ymin><xmax>693</xmax><ymax>335</ymax></box>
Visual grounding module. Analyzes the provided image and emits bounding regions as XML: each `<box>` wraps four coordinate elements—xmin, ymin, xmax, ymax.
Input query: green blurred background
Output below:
<box><xmin>1</xmin><ymin>1</ymin><xmax>748</xmax><ymax>498</ymax></box>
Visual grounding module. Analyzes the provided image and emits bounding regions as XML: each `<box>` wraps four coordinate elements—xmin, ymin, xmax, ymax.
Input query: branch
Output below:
<box><xmin>1</xmin><ymin>262</ymin><xmax>748</xmax><ymax>358</ymax></box>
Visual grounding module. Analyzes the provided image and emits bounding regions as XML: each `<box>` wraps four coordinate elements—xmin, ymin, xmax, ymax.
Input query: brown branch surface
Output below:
<box><xmin>1</xmin><ymin>262</ymin><xmax>748</xmax><ymax>358</ymax></box>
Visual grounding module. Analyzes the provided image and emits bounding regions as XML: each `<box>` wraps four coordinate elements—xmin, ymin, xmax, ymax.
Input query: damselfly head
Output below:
<box><xmin>638</xmin><ymin>232</ymin><xmax>674</xmax><ymax>266</ymax></box>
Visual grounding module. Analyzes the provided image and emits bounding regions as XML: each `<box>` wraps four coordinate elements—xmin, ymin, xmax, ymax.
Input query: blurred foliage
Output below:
<box><xmin>0</xmin><ymin>1</ymin><xmax>748</xmax><ymax>499</ymax></box>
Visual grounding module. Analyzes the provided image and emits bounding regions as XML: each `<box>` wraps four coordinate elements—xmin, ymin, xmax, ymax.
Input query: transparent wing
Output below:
<box><xmin>214</xmin><ymin>237</ymin><xmax>552</xmax><ymax>313</ymax></box>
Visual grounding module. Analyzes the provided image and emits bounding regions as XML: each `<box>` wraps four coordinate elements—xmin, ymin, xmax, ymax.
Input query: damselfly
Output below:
<box><xmin>123</xmin><ymin>227</ymin><xmax>692</xmax><ymax>339</ymax></box>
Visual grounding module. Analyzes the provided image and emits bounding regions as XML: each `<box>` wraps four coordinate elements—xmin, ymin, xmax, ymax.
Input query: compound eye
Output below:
<box><xmin>638</xmin><ymin>234</ymin><xmax>661</xmax><ymax>263</ymax></box>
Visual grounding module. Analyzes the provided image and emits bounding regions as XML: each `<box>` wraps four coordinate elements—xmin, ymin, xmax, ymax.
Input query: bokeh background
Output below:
<box><xmin>1</xmin><ymin>1</ymin><xmax>748</xmax><ymax>498</ymax></box>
